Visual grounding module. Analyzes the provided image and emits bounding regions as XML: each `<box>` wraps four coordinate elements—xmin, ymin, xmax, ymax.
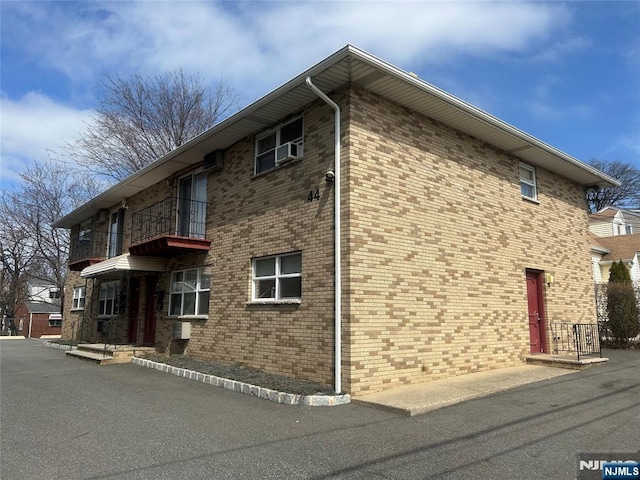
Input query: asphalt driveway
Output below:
<box><xmin>1</xmin><ymin>339</ymin><xmax>638</xmax><ymax>479</ymax></box>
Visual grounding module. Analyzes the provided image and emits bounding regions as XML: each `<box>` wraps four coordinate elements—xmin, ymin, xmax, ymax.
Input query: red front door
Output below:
<box><xmin>127</xmin><ymin>278</ymin><xmax>140</xmax><ymax>343</ymax></box>
<box><xmin>526</xmin><ymin>270</ymin><xmax>546</xmax><ymax>353</ymax></box>
<box><xmin>143</xmin><ymin>276</ymin><xmax>158</xmax><ymax>345</ymax></box>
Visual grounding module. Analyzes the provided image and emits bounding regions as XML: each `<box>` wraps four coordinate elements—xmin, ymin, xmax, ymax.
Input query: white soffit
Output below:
<box><xmin>80</xmin><ymin>254</ymin><xmax>165</xmax><ymax>278</ymax></box>
<box><xmin>54</xmin><ymin>45</ymin><xmax>618</xmax><ymax>229</ymax></box>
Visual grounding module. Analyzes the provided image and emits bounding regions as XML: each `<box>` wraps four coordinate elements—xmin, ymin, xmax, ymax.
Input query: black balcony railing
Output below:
<box><xmin>131</xmin><ymin>197</ymin><xmax>207</xmax><ymax>245</ymax></box>
<box><xmin>551</xmin><ymin>323</ymin><xmax>602</xmax><ymax>360</ymax></box>
<box><xmin>69</xmin><ymin>230</ymin><xmax>106</xmax><ymax>264</ymax></box>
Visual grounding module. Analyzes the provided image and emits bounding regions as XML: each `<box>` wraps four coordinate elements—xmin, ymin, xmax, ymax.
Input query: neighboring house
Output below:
<box><xmin>590</xmin><ymin>233</ymin><xmax>640</xmax><ymax>284</ymax></box>
<box><xmin>13</xmin><ymin>302</ymin><xmax>62</xmax><ymax>338</ymax></box>
<box><xmin>28</xmin><ymin>283</ymin><xmax>61</xmax><ymax>304</ymax></box>
<box><xmin>53</xmin><ymin>45</ymin><xmax>616</xmax><ymax>396</ymax></box>
<box><xmin>589</xmin><ymin>207</ymin><xmax>640</xmax><ymax>237</ymax></box>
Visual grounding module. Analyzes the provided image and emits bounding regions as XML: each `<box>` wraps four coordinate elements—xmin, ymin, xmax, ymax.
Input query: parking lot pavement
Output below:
<box><xmin>2</xmin><ymin>339</ymin><xmax>639</xmax><ymax>480</ymax></box>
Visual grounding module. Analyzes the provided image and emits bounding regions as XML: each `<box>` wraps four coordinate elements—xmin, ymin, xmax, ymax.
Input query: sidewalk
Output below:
<box><xmin>353</xmin><ymin>364</ymin><xmax>578</xmax><ymax>416</ymax></box>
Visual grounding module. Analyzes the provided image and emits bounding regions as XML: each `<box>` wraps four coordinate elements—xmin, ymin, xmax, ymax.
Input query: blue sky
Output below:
<box><xmin>1</xmin><ymin>1</ymin><xmax>639</xmax><ymax>191</ymax></box>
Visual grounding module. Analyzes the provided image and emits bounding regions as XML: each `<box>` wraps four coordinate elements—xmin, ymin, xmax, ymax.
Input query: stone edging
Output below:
<box><xmin>131</xmin><ymin>357</ymin><xmax>351</xmax><ymax>407</ymax></box>
<box><xmin>42</xmin><ymin>340</ymin><xmax>76</xmax><ymax>351</ymax></box>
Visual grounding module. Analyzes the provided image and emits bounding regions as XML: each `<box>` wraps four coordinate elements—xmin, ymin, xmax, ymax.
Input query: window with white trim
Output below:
<box><xmin>252</xmin><ymin>252</ymin><xmax>302</xmax><ymax>301</ymax></box>
<box><xmin>98</xmin><ymin>281</ymin><xmax>119</xmax><ymax>317</ymax></box>
<box><xmin>72</xmin><ymin>286</ymin><xmax>86</xmax><ymax>310</ymax></box>
<box><xmin>255</xmin><ymin>117</ymin><xmax>303</xmax><ymax>174</ymax></box>
<box><xmin>169</xmin><ymin>268</ymin><xmax>210</xmax><ymax>317</ymax></box>
<box><xmin>519</xmin><ymin>163</ymin><xmax>537</xmax><ymax>200</ymax></box>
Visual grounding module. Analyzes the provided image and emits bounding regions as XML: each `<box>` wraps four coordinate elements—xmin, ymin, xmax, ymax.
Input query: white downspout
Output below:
<box><xmin>28</xmin><ymin>312</ymin><xmax>33</xmax><ymax>339</ymax></box>
<box><xmin>305</xmin><ymin>76</ymin><xmax>342</xmax><ymax>394</ymax></box>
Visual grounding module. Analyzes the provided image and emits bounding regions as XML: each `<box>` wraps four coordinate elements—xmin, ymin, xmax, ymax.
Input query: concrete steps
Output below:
<box><xmin>65</xmin><ymin>343</ymin><xmax>156</xmax><ymax>365</ymax></box>
<box><xmin>525</xmin><ymin>353</ymin><xmax>608</xmax><ymax>370</ymax></box>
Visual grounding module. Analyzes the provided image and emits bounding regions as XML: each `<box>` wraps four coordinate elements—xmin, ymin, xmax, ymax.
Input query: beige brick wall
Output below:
<box><xmin>343</xmin><ymin>86</ymin><xmax>596</xmax><ymax>395</ymax></box>
<box><xmin>60</xmin><ymin>83</ymin><xmax>597</xmax><ymax>396</ymax></box>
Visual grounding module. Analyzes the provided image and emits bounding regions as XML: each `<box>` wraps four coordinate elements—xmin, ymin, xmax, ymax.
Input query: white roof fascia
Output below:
<box><xmin>53</xmin><ymin>44</ymin><xmax>619</xmax><ymax>229</ymax></box>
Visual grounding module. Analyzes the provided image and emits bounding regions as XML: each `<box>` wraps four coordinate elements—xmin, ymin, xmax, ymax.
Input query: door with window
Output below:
<box><xmin>526</xmin><ymin>270</ymin><xmax>546</xmax><ymax>353</ymax></box>
<box><xmin>177</xmin><ymin>172</ymin><xmax>207</xmax><ymax>238</ymax></box>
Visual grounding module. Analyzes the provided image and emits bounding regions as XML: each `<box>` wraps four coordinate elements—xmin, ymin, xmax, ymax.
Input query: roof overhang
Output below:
<box><xmin>53</xmin><ymin>44</ymin><xmax>620</xmax><ymax>229</ymax></box>
<box><xmin>80</xmin><ymin>253</ymin><xmax>166</xmax><ymax>279</ymax></box>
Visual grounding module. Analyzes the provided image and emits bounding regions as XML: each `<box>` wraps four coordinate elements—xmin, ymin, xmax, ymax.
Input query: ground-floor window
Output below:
<box><xmin>72</xmin><ymin>286</ymin><xmax>86</xmax><ymax>310</ymax></box>
<box><xmin>98</xmin><ymin>281</ymin><xmax>119</xmax><ymax>317</ymax></box>
<box><xmin>169</xmin><ymin>268</ymin><xmax>210</xmax><ymax>317</ymax></box>
<box><xmin>252</xmin><ymin>252</ymin><xmax>302</xmax><ymax>301</ymax></box>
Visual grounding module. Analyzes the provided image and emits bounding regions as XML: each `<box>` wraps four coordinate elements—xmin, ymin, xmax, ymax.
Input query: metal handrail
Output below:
<box><xmin>130</xmin><ymin>196</ymin><xmax>208</xmax><ymax>244</ymax></box>
<box><xmin>551</xmin><ymin>323</ymin><xmax>602</xmax><ymax>360</ymax></box>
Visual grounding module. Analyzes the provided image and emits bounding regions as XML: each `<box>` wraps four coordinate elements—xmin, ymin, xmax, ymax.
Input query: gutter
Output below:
<box><xmin>305</xmin><ymin>76</ymin><xmax>342</xmax><ymax>394</ymax></box>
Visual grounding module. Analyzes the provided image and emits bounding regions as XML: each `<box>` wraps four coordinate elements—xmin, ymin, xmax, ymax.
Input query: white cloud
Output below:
<box><xmin>3</xmin><ymin>1</ymin><xmax>571</xmax><ymax>98</ymax></box>
<box><xmin>0</xmin><ymin>92</ymin><xmax>93</xmax><ymax>183</ymax></box>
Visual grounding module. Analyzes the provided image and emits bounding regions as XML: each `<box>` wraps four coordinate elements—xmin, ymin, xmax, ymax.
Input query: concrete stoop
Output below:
<box><xmin>525</xmin><ymin>353</ymin><xmax>608</xmax><ymax>370</ymax></box>
<box><xmin>65</xmin><ymin>344</ymin><xmax>156</xmax><ymax>366</ymax></box>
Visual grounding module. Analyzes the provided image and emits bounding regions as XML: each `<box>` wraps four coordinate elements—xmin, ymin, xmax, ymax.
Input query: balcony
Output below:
<box><xmin>129</xmin><ymin>197</ymin><xmax>211</xmax><ymax>256</ymax></box>
<box><xmin>68</xmin><ymin>229</ymin><xmax>114</xmax><ymax>271</ymax></box>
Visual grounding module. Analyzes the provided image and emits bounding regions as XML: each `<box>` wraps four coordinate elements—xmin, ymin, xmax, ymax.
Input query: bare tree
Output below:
<box><xmin>66</xmin><ymin>70</ymin><xmax>240</xmax><ymax>182</ymax></box>
<box><xmin>0</xmin><ymin>158</ymin><xmax>100</xmax><ymax>315</ymax></box>
<box><xmin>587</xmin><ymin>159</ymin><xmax>640</xmax><ymax>213</ymax></box>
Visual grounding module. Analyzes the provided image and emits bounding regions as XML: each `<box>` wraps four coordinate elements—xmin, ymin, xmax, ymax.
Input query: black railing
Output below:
<box><xmin>551</xmin><ymin>323</ymin><xmax>602</xmax><ymax>360</ymax></box>
<box><xmin>70</xmin><ymin>230</ymin><xmax>103</xmax><ymax>263</ymax></box>
<box><xmin>131</xmin><ymin>197</ymin><xmax>207</xmax><ymax>244</ymax></box>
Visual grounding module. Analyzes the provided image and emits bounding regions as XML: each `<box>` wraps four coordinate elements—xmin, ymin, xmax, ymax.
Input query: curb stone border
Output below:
<box><xmin>41</xmin><ymin>341</ymin><xmax>350</xmax><ymax>406</ymax></box>
<box><xmin>42</xmin><ymin>340</ymin><xmax>76</xmax><ymax>351</ymax></box>
<box><xmin>131</xmin><ymin>357</ymin><xmax>351</xmax><ymax>407</ymax></box>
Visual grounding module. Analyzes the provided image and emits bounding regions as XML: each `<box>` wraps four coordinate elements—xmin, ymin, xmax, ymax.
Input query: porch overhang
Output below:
<box><xmin>69</xmin><ymin>257</ymin><xmax>104</xmax><ymax>272</ymax></box>
<box><xmin>128</xmin><ymin>235</ymin><xmax>211</xmax><ymax>257</ymax></box>
<box><xmin>80</xmin><ymin>253</ymin><xmax>166</xmax><ymax>279</ymax></box>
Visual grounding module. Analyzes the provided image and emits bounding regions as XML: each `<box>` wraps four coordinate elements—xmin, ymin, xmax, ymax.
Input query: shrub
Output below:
<box><xmin>606</xmin><ymin>261</ymin><xmax>640</xmax><ymax>343</ymax></box>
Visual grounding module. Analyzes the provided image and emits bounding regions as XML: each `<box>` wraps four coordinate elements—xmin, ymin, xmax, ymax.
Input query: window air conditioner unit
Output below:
<box><xmin>172</xmin><ymin>322</ymin><xmax>191</xmax><ymax>340</ymax></box>
<box><xmin>275</xmin><ymin>142</ymin><xmax>299</xmax><ymax>164</ymax></box>
<box><xmin>203</xmin><ymin>150</ymin><xmax>224</xmax><ymax>172</ymax></box>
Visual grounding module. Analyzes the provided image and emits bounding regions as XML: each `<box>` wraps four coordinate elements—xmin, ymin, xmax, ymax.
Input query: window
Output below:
<box><xmin>252</xmin><ymin>252</ymin><xmax>302</xmax><ymax>301</ymax></box>
<box><xmin>625</xmin><ymin>225</ymin><xmax>633</xmax><ymax>234</ymax></box>
<box><xmin>98</xmin><ymin>281</ymin><xmax>119</xmax><ymax>317</ymax></box>
<box><xmin>79</xmin><ymin>219</ymin><xmax>92</xmax><ymax>242</ymax></box>
<box><xmin>49</xmin><ymin>289</ymin><xmax>60</xmax><ymax>299</ymax></box>
<box><xmin>72</xmin><ymin>286</ymin><xmax>86</xmax><ymax>310</ymax></box>
<box><xmin>519</xmin><ymin>163</ymin><xmax>537</xmax><ymax>200</ymax></box>
<box><xmin>49</xmin><ymin>315</ymin><xmax>62</xmax><ymax>327</ymax></box>
<box><xmin>107</xmin><ymin>209</ymin><xmax>125</xmax><ymax>258</ymax></box>
<box><xmin>169</xmin><ymin>268</ymin><xmax>210</xmax><ymax>317</ymax></box>
<box><xmin>255</xmin><ymin>117</ymin><xmax>303</xmax><ymax>174</ymax></box>
<box><xmin>177</xmin><ymin>171</ymin><xmax>207</xmax><ymax>238</ymax></box>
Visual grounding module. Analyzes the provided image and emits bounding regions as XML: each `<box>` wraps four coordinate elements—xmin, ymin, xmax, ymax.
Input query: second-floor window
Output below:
<box><xmin>519</xmin><ymin>163</ymin><xmax>537</xmax><ymax>201</ymax></box>
<box><xmin>177</xmin><ymin>171</ymin><xmax>207</xmax><ymax>238</ymax></box>
<box><xmin>107</xmin><ymin>208</ymin><xmax>125</xmax><ymax>258</ymax></box>
<box><xmin>255</xmin><ymin>117</ymin><xmax>303</xmax><ymax>174</ymax></box>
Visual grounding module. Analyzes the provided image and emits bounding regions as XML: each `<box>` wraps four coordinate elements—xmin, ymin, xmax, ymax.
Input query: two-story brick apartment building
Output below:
<box><xmin>54</xmin><ymin>45</ymin><xmax>617</xmax><ymax>396</ymax></box>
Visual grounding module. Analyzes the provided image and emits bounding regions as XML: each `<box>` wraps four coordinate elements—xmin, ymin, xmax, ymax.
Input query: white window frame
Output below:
<box><xmin>252</xmin><ymin>252</ymin><xmax>302</xmax><ymax>302</ymax></box>
<box><xmin>254</xmin><ymin>116</ymin><xmax>304</xmax><ymax>175</ymax></box>
<box><xmin>519</xmin><ymin>162</ymin><xmax>538</xmax><ymax>201</ymax></box>
<box><xmin>72</xmin><ymin>286</ymin><xmax>86</xmax><ymax>311</ymax></box>
<box><xmin>169</xmin><ymin>268</ymin><xmax>210</xmax><ymax>317</ymax></box>
<box><xmin>98</xmin><ymin>281</ymin><xmax>119</xmax><ymax>317</ymax></box>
